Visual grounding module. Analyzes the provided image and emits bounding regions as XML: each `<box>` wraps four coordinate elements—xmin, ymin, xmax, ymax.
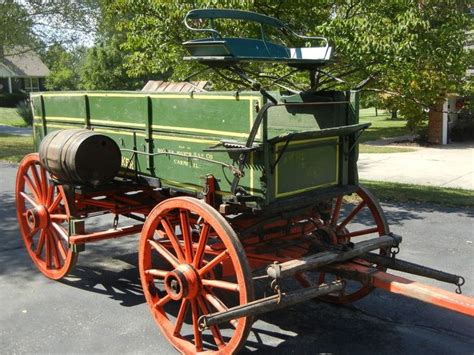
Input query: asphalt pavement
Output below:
<box><xmin>1</xmin><ymin>161</ymin><xmax>473</xmax><ymax>354</ymax></box>
<box><xmin>0</xmin><ymin>124</ymin><xmax>32</xmax><ymax>136</ymax></box>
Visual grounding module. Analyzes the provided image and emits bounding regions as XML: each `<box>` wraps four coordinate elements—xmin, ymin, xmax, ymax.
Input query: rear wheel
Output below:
<box><xmin>299</xmin><ymin>185</ymin><xmax>390</xmax><ymax>303</ymax></box>
<box><xmin>16</xmin><ymin>153</ymin><xmax>77</xmax><ymax>279</ymax></box>
<box><xmin>139</xmin><ymin>197</ymin><xmax>254</xmax><ymax>354</ymax></box>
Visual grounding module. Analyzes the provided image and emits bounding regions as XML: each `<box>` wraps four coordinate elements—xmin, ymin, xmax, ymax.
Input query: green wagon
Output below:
<box><xmin>15</xmin><ymin>8</ymin><xmax>473</xmax><ymax>354</ymax></box>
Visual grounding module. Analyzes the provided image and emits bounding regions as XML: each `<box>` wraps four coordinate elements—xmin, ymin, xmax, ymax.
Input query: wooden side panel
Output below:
<box><xmin>30</xmin><ymin>91</ymin><xmax>265</xmax><ymax>200</ymax></box>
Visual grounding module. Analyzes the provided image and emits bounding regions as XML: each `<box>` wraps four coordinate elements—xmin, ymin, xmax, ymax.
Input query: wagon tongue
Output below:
<box><xmin>263</xmin><ymin>233</ymin><xmax>473</xmax><ymax>318</ymax></box>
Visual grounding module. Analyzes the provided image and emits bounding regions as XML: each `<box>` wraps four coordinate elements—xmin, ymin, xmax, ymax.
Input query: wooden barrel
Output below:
<box><xmin>39</xmin><ymin>129</ymin><xmax>121</xmax><ymax>185</ymax></box>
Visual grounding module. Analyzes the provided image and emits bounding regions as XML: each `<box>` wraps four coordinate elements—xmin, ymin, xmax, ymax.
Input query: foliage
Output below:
<box><xmin>108</xmin><ymin>0</ymin><xmax>472</xmax><ymax>129</ymax></box>
<box><xmin>43</xmin><ymin>44</ymin><xmax>86</xmax><ymax>91</ymax></box>
<box><xmin>0</xmin><ymin>0</ymin><xmax>101</xmax><ymax>57</ymax></box>
<box><xmin>79</xmin><ymin>38</ymin><xmax>145</xmax><ymax>90</ymax></box>
<box><xmin>451</xmin><ymin>119</ymin><xmax>474</xmax><ymax>141</ymax></box>
<box><xmin>0</xmin><ymin>93</ymin><xmax>28</xmax><ymax>108</ymax></box>
<box><xmin>109</xmin><ymin>1</ymin><xmax>333</xmax><ymax>85</ymax></box>
<box><xmin>16</xmin><ymin>100</ymin><xmax>33</xmax><ymax>126</ymax></box>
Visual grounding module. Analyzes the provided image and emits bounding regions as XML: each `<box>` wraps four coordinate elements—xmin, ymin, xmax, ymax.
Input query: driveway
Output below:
<box><xmin>359</xmin><ymin>142</ymin><xmax>474</xmax><ymax>190</ymax></box>
<box><xmin>0</xmin><ymin>124</ymin><xmax>32</xmax><ymax>136</ymax></box>
<box><xmin>0</xmin><ymin>162</ymin><xmax>473</xmax><ymax>354</ymax></box>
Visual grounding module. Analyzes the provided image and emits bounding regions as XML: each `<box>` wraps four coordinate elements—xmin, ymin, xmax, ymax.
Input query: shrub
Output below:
<box><xmin>0</xmin><ymin>93</ymin><xmax>28</xmax><ymax>107</ymax></box>
<box><xmin>451</xmin><ymin>119</ymin><xmax>474</xmax><ymax>142</ymax></box>
<box><xmin>16</xmin><ymin>100</ymin><xmax>33</xmax><ymax>126</ymax></box>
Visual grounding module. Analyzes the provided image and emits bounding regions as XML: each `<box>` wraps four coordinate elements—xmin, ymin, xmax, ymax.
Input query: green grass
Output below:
<box><xmin>359</xmin><ymin>108</ymin><xmax>412</xmax><ymax>143</ymax></box>
<box><xmin>0</xmin><ymin>107</ymin><xmax>28</xmax><ymax>127</ymax></box>
<box><xmin>0</xmin><ymin>133</ymin><xmax>34</xmax><ymax>163</ymax></box>
<box><xmin>361</xmin><ymin>180</ymin><xmax>474</xmax><ymax>208</ymax></box>
<box><xmin>359</xmin><ymin>144</ymin><xmax>416</xmax><ymax>153</ymax></box>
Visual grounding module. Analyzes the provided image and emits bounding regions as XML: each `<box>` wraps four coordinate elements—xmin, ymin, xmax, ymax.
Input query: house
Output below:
<box><xmin>0</xmin><ymin>47</ymin><xmax>49</xmax><ymax>94</ymax></box>
<box><xmin>428</xmin><ymin>29</ymin><xmax>473</xmax><ymax>144</ymax></box>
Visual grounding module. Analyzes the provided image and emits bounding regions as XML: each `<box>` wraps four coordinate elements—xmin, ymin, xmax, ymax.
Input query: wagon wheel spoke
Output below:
<box><xmin>160</xmin><ymin>217</ymin><xmax>186</xmax><ymax>262</ymax></box>
<box><xmin>344</xmin><ymin>227</ymin><xmax>380</xmax><ymax>238</ymax></box>
<box><xmin>155</xmin><ymin>294</ymin><xmax>172</xmax><ymax>308</ymax></box>
<box><xmin>45</xmin><ymin>231</ymin><xmax>52</xmax><ymax>268</ymax></box>
<box><xmin>24</xmin><ymin>174</ymin><xmax>41</xmax><ymax>202</ymax></box>
<box><xmin>50</xmin><ymin>214</ymin><xmax>69</xmax><ymax>221</ymax></box>
<box><xmin>201</xmin><ymin>279</ymin><xmax>240</xmax><ymax>292</ymax></box>
<box><xmin>35</xmin><ymin>230</ymin><xmax>46</xmax><ymax>256</ymax></box>
<box><xmin>145</xmin><ymin>269</ymin><xmax>168</xmax><ymax>278</ymax></box>
<box><xmin>20</xmin><ymin>192</ymin><xmax>39</xmax><ymax>208</ymax></box>
<box><xmin>173</xmin><ymin>299</ymin><xmax>189</xmax><ymax>336</ymax></box>
<box><xmin>335</xmin><ymin>199</ymin><xmax>367</xmax><ymax>232</ymax></box>
<box><xmin>202</xmin><ymin>288</ymin><xmax>238</xmax><ymax>328</ymax></box>
<box><xmin>190</xmin><ymin>299</ymin><xmax>203</xmax><ymax>351</ymax></box>
<box><xmin>193</xmin><ymin>222</ymin><xmax>210</xmax><ymax>268</ymax></box>
<box><xmin>39</xmin><ymin>165</ymin><xmax>48</xmax><ymax>203</ymax></box>
<box><xmin>179</xmin><ymin>209</ymin><xmax>194</xmax><ymax>263</ymax></box>
<box><xmin>148</xmin><ymin>239</ymin><xmax>180</xmax><ymax>269</ymax></box>
<box><xmin>45</xmin><ymin>182</ymin><xmax>54</xmax><ymax>207</ymax></box>
<box><xmin>27</xmin><ymin>227</ymin><xmax>39</xmax><ymax>241</ymax></box>
<box><xmin>48</xmin><ymin>192</ymin><xmax>63</xmax><ymax>213</ymax></box>
<box><xmin>47</xmin><ymin>230</ymin><xmax>61</xmax><ymax>269</ymax></box>
<box><xmin>29</xmin><ymin>164</ymin><xmax>44</xmax><ymax>202</ymax></box>
<box><xmin>330</xmin><ymin>196</ymin><xmax>343</xmax><ymax>226</ymax></box>
<box><xmin>198</xmin><ymin>250</ymin><xmax>229</xmax><ymax>276</ymax></box>
<box><xmin>197</xmin><ymin>295</ymin><xmax>225</xmax><ymax>348</ymax></box>
<box><xmin>50</xmin><ymin>225</ymin><xmax>67</xmax><ymax>261</ymax></box>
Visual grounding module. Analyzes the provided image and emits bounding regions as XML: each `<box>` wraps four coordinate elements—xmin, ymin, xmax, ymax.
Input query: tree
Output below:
<box><xmin>79</xmin><ymin>38</ymin><xmax>145</xmax><ymax>90</ymax></box>
<box><xmin>108</xmin><ymin>0</ymin><xmax>472</xmax><ymax>129</ymax></box>
<box><xmin>0</xmin><ymin>0</ymin><xmax>100</xmax><ymax>58</ymax></box>
<box><xmin>43</xmin><ymin>44</ymin><xmax>86</xmax><ymax>90</ymax></box>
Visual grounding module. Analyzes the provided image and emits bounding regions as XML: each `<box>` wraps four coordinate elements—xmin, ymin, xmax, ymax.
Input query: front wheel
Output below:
<box><xmin>16</xmin><ymin>153</ymin><xmax>77</xmax><ymax>279</ymax></box>
<box><xmin>139</xmin><ymin>197</ymin><xmax>254</xmax><ymax>354</ymax></box>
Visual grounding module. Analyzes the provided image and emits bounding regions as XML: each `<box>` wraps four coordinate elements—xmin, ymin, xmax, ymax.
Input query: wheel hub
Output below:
<box><xmin>26</xmin><ymin>205</ymin><xmax>50</xmax><ymax>230</ymax></box>
<box><xmin>314</xmin><ymin>225</ymin><xmax>351</xmax><ymax>247</ymax></box>
<box><xmin>164</xmin><ymin>264</ymin><xmax>200</xmax><ymax>301</ymax></box>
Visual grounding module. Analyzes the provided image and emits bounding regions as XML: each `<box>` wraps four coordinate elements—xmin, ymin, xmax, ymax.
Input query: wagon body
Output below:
<box><xmin>31</xmin><ymin>90</ymin><xmax>361</xmax><ymax>208</ymax></box>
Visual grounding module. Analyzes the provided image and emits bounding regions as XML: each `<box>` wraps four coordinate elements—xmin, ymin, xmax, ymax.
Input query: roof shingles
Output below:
<box><xmin>0</xmin><ymin>47</ymin><xmax>49</xmax><ymax>77</ymax></box>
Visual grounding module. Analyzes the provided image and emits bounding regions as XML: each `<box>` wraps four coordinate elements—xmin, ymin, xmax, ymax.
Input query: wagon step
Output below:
<box><xmin>198</xmin><ymin>280</ymin><xmax>344</xmax><ymax>330</ymax></box>
<box><xmin>266</xmin><ymin>233</ymin><xmax>402</xmax><ymax>279</ymax></box>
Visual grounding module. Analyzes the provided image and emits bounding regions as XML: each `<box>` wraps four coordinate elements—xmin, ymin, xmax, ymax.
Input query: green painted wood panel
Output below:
<box><xmin>150</xmin><ymin>94</ymin><xmax>259</xmax><ymax>139</ymax></box>
<box><xmin>30</xmin><ymin>90</ymin><xmax>360</xmax><ymax>207</ymax></box>
<box><xmin>272</xmin><ymin>137</ymin><xmax>339</xmax><ymax>199</ymax></box>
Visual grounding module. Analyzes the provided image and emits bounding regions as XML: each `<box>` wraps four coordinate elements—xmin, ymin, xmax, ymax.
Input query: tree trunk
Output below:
<box><xmin>391</xmin><ymin>109</ymin><xmax>398</xmax><ymax>120</ymax></box>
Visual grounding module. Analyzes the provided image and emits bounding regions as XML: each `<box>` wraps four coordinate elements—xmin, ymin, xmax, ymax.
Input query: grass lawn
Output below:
<box><xmin>359</xmin><ymin>108</ymin><xmax>413</xmax><ymax>143</ymax></box>
<box><xmin>361</xmin><ymin>180</ymin><xmax>474</xmax><ymax>208</ymax></box>
<box><xmin>0</xmin><ymin>107</ymin><xmax>28</xmax><ymax>127</ymax></box>
<box><xmin>359</xmin><ymin>144</ymin><xmax>415</xmax><ymax>153</ymax></box>
<box><xmin>0</xmin><ymin>134</ymin><xmax>34</xmax><ymax>163</ymax></box>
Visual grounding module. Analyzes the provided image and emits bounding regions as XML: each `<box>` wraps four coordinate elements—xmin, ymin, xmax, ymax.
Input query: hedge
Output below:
<box><xmin>0</xmin><ymin>93</ymin><xmax>28</xmax><ymax>107</ymax></box>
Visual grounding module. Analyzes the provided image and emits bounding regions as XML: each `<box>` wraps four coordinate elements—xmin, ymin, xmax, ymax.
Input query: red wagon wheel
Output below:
<box><xmin>299</xmin><ymin>185</ymin><xmax>390</xmax><ymax>304</ymax></box>
<box><xmin>16</xmin><ymin>153</ymin><xmax>77</xmax><ymax>280</ymax></box>
<box><xmin>139</xmin><ymin>197</ymin><xmax>254</xmax><ymax>354</ymax></box>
